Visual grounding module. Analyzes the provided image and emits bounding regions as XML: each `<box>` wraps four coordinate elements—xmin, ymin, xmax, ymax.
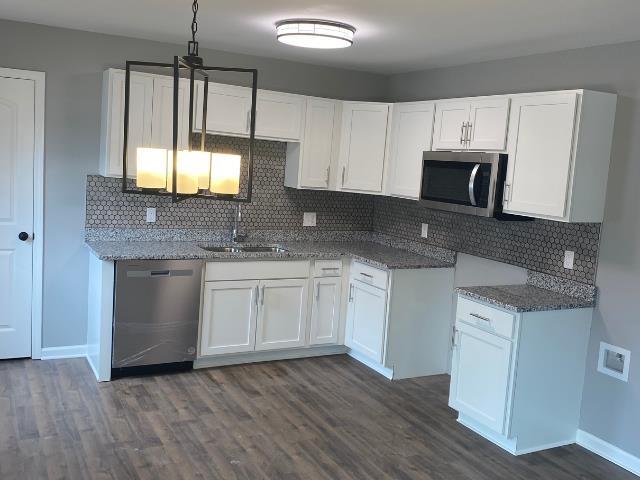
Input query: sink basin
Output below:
<box><xmin>201</xmin><ymin>245</ymin><xmax>288</xmax><ymax>253</ymax></box>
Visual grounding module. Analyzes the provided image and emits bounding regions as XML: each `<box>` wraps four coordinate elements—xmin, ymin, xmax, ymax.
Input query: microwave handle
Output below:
<box><xmin>468</xmin><ymin>163</ymin><xmax>480</xmax><ymax>206</ymax></box>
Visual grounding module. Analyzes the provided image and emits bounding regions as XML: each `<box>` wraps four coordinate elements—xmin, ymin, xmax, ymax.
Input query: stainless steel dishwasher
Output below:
<box><xmin>112</xmin><ymin>259</ymin><xmax>203</xmax><ymax>378</ymax></box>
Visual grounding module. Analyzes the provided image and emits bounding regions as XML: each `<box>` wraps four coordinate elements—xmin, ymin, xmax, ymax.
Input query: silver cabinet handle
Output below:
<box><xmin>451</xmin><ymin>327</ymin><xmax>458</xmax><ymax>348</ymax></box>
<box><xmin>460</xmin><ymin>122</ymin><xmax>466</xmax><ymax>145</ymax></box>
<box><xmin>470</xmin><ymin>312</ymin><xmax>491</xmax><ymax>323</ymax></box>
<box><xmin>246</xmin><ymin>110</ymin><xmax>251</xmax><ymax>133</ymax></box>
<box><xmin>316</xmin><ymin>282</ymin><xmax>320</xmax><ymax>301</ymax></box>
<box><xmin>503</xmin><ymin>182</ymin><xmax>512</xmax><ymax>205</ymax></box>
<box><xmin>325</xmin><ymin>166</ymin><xmax>330</xmax><ymax>186</ymax></box>
<box><xmin>321</xmin><ymin>267</ymin><xmax>340</xmax><ymax>271</ymax></box>
<box><xmin>465</xmin><ymin>122</ymin><xmax>473</xmax><ymax>145</ymax></box>
<box><xmin>255</xmin><ymin>285</ymin><xmax>260</xmax><ymax>307</ymax></box>
<box><xmin>468</xmin><ymin>163</ymin><xmax>480</xmax><ymax>207</ymax></box>
<box><xmin>260</xmin><ymin>285</ymin><xmax>265</xmax><ymax>306</ymax></box>
<box><xmin>348</xmin><ymin>284</ymin><xmax>354</xmax><ymax>302</ymax></box>
<box><xmin>341</xmin><ymin>166</ymin><xmax>346</xmax><ymax>186</ymax></box>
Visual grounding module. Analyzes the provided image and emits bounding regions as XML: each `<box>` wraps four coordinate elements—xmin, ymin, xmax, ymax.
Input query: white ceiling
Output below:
<box><xmin>2</xmin><ymin>0</ymin><xmax>640</xmax><ymax>74</ymax></box>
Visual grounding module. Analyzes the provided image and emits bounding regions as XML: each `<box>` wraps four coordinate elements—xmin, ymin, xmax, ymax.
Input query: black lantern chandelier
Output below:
<box><xmin>122</xmin><ymin>0</ymin><xmax>257</xmax><ymax>203</ymax></box>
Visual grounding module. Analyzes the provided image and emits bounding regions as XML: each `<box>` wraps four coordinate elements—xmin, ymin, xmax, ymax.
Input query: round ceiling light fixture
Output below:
<box><xmin>276</xmin><ymin>20</ymin><xmax>356</xmax><ymax>49</ymax></box>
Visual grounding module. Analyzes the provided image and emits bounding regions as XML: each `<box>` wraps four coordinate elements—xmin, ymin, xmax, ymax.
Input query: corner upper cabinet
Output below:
<box><xmin>285</xmin><ymin>97</ymin><xmax>339</xmax><ymax>190</ymax></box>
<box><xmin>385</xmin><ymin>101</ymin><xmax>435</xmax><ymax>199</ymax></box>
<box><xmin>432</xmin><ymin>97</ymin><xmax>509</xmax><ymax>151</ymax></box>
<box><xmin>338</xmin><ymin>102</ymin><xmax>390</xmax><ymax>194</ymax></box>
<box><xmin>503</xmin><ymin>90</ymin><xmax>616</xmax><ymax>222</ymax></box>
<box><xmin>256</xmin><ymin>90</ymin><xmax>305</xmax><ymax>141</ymax></box>
<box><xmin>193</xmin><ymin>82</ymin><xmax>252</xmax><ymax>136</ymax></box>
<box><xmin>100</xmin><ymin>69</ymin><xmax>154</xmax><ymax>177</ymax></box>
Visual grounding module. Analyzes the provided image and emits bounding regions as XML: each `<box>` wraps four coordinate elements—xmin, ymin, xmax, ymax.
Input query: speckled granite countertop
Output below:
<box><xmin>456</xmin><ymin>284</ymin><xmax>595</xmax><ymax>312</ymax></box>
<box><xmin>85</xmin><ymin>240</ymin><xmax>454</xmax><ymax>270</ymax></box>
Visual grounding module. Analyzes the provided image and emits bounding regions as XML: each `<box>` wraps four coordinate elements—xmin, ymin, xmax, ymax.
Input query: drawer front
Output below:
<box><xmin>350</xmin><ymin>261</ymin><xmax>388</xmax><ymax>290</ymax></box>
<box><xmin>456</xmin><ymin>296</ymin><xmax>515</xmax><ymax>339</ymax></box>
<box><xmin>205</xmin><ymin>260</ymin><xmax>310</xmax><ymax>281</ymax></box>
<box><xmin>313</xmin><ymin>260</ymin><xmax>343</xmax><ymax>277</ymax></box>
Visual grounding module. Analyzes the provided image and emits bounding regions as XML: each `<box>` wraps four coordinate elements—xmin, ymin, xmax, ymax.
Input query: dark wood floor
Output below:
<box><xmin>0</xmin><ymin>355</ymin><xmax>634</xmax><ymax>480</ymax></box>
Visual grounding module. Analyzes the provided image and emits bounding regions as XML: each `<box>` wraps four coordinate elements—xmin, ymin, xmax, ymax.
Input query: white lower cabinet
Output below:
<box><xmin>309</xmin><ymin>277</ymin><xmax>342</xmax><ymax>345</ymax></box>
<box><xmin>200</xmin><ymin>280</ymin><xmax>259</xmax><ymax>356</ymax></box>
<box><xmin>346</xmin><ymin>279</ymin><xmax>387</xmax><ymax>363</ymax></box>
<box><xmin>255</xmin><ymin>279</ymin><xmax>308</xmax><ymax>350</ymax></box>
<box><xmin>449</xmin><ymin>294</ymin><xmax>593</xmax><ymax>455</ymax></box>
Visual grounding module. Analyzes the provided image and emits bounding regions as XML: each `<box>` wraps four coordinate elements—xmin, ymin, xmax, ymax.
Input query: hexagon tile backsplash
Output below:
<box><xmin>85</xmin><ymin>135</ymin><xmax>601</xmax><ymax>285</ymax></box>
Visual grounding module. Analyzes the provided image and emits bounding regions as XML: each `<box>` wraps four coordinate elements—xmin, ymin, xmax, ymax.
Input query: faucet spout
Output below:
<box><xmin>232</xmin><ymin>204</ymin><xmax>247</xmax><ymax>243</ymax></box>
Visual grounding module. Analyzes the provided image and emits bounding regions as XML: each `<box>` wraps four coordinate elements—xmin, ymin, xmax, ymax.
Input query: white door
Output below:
<box><xmin>255</xmin><ymin>279</ymin><xmax>308</xmax><ymax>351</ymax></box>
<box><xmin>0</xmin><ymin>75</ymin><xmax>35</xmax><ymax>359</ymax></box>
<box><xmin>200</xmin><ymin>280</ymin><xmax>259</xmax><ymax>356</ymax></box>
<box><xmin>194</xmin><ymin>82</ymin><xmax>252</xmax><ymax>136</ymax></box>
<box><xmin>151</xmin><ymin>76</ymin><xmax>191</xmax><ymax>151</ymax></box>
<box><xmin>346</xmin><ymin>280</ymin><xmax>387</xmax><ymax>363</ymax></box>
<box><xmin>467</xmin><ymin>98</ymin><xmax>510</xmax><ymax>151</ymax></box>
<box><xmin>256</xmin><ymin>91</ymin><xmax>304</xmax><ymax>141</ymax></box>
<box><xmin>104</xmin><ymin>70</ymin><xmax>154</xmax><ymax>177</ymax></box>
<box><xmin>432</xmin><ymin>101</ymin><xmax>470</xmax><ymax>150</ymax></box>
<box><xmin>299</xmin><ymin>98</ymin><xmax>336</xmax><ymax>189</ymax></box>
<box><xmin>309</xmin><ymin>277</ymin><xmax>341</xmax><ymax>345</ymax></box>
<box><xmin>339</xmin><ymin>102</ymin><xmax>389</xmax><ymax>193</ymax></box>
<box><xmin>386</xmin><ymin>102</ymin><xmax>434</xmax><ymax>199</ymax></box>
<box><xmin>503</xmin><ymin>93</ymin><xmax>577</xmax><ymax>219</ymax></box>
<box><xmin>449</xmin><ymin>322</ymin><xmax>513</xmax><ymax>434</ymax></box>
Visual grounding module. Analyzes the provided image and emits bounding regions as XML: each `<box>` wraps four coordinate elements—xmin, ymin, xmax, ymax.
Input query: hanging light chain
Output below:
<box><xmin>191</xmin><ymin>0</ymin><xmax>199</xmax><ymax>44</ymax></box>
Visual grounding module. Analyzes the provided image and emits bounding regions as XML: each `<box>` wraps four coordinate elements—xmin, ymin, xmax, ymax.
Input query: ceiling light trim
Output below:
<box><xmin>276</xmin><ymin>19</ymin><xmax>356</xmax><ymax>49</ymax></box>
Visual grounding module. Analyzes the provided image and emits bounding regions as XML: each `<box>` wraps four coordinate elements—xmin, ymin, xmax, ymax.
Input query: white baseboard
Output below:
<box><xmin>577</xmin><ymin>429</ymin><xmax>640</xmax><ymax>477</ymax></box>
<box><xmin>40</xmin><ymin>344</ymin><xmax>88</xmax><ymax>360</ymax></box>
<box><xmin>347</xmin><ymin>349</ymin><xmax>394</xmax><ymax>379</ymax></box>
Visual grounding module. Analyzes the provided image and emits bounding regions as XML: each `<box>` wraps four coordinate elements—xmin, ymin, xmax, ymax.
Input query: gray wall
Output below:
<box><xmin>389</xmin><ymin>40</ymin><xmax>640</xmax><ymax>457</ymax></box>
<box><xmin>0</xmin><ymin>19</ymin><xmax>387</xmax><ymax>349</ymax></box>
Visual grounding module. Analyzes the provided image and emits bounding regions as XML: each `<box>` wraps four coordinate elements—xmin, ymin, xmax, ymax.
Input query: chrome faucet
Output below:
<box><xmin>232</xmin><ymin>204</ymin><xmax>247</xmax><ymax>243</ymax></box>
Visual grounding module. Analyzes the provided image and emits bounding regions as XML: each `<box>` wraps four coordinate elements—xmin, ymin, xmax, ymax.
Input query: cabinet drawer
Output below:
<box><xmin>206</xmin><ymin>261</ymin><xmax>310</xmax><ymax>281</ymax></box>
<box><xmin>456</xmin><ymin>296</ymin><xmax>515</xmax><ymax>339</ymax></box>
<box><xmin>350</xmin><ymin>261</ymin><xmax>388</xmax><ymax>290</ymax></box>
<box><xmin>313</xmin><ymin>260</ymin><xmax>343</xmax><ymax>277</ymax></box>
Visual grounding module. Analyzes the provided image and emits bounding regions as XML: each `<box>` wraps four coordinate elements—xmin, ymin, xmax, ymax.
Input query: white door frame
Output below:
<box><xmin>0</xmin><ymin>67</ymin><xmax>45</xmax><ymax>359</ymax></box>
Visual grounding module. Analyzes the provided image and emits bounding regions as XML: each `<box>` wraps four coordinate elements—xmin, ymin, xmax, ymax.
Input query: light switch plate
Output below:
<box><xmin>146</xmin><ymin>207</ymin><xmax>156</xmax><ymax>223</ymax></box>
<box><xmin>303</xmin><ymin>212</ymin><xmax>317</xmax><ymax>227</ymax></box>
<box><xmin>564</xmin><ymin>250</ymin><xmax>575</xmax><ymax>269</ymax></box>
<box><xmin>421</xmin><ymin>223</ymin><xmax>429</xmax><ymax>239</ymax></box>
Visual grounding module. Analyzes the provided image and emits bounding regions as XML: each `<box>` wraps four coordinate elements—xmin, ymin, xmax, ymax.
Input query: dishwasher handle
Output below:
<box><xmin>126</xmin><ymin>269</ymin><xmax>194</xmax><ymax>278</ymax></box>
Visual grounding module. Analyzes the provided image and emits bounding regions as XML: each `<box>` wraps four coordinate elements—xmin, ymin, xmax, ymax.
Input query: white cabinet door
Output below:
<box><xmin>151</xmin><ymin>76</ymin><xmax>191</xmax><ymax>151</ymax></box>
<box><xmin>449</xmin><ymin>322</ymin><xmax>513</xmax><ymax>434</ymax></box>
<box><xmin>101</xmin><ymin>69</ymin><xmax>154</xmax><ymax>177</ymax></box>
<box><xmin>503</xmin><ymin>93</ymin><xmax>577</xmax><ymax>219</ymax></box>
<box><xmin>309</xmin><ymin>277</ymin><xmax>341</xmax><ymax>345</ymax></box>
<box><xmin>299</xmin><ymin>98</ymin><xmax>336</xmax><ymax>189</ymax></box>
<box><xmin>386</xmin><ymin>102</ymin><xmax>434</xmax><ymax>199</ymax></box>
<box><xmin>467</xmin><ymin>98</ymin><xmax>510</xmax><ymax>151</ymax></box>
<box><xmin>200</xmin><ymin>280</ymin><xmax>259</xmax><ymax>356</ymax></box>
<box><xmin>339</xmin><ymin>102</ymin><xmax>390</xmax><ymax>193</ymax></box>
<box><xmin>432</xmin><ymin>101</ymin><xmax>470</xmax><ymax>150</ymax></box>
<box><xmin>346</xmin><ymin>280</ymin><xmax>387</xmax><ymax>363</ymax></box>
<box><xmin>194</xmin><ymin>82</ymin><xmax>252</xmax><ymax>136</ymax></box>
<box><xmin>256</xmin><ymin>91</ymin><xmax>304</xmax><ymax>141</ymax></box>
<box><xmin>255</xmin><ymin>279</ymin><xmax>308</xmax><ymax>351</ymax></box>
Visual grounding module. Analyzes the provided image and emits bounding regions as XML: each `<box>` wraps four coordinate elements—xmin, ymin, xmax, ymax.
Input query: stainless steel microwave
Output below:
<box><xmin>420</xmin><ymin>151</ymin><xmax>508</xmax><ymax>218</ymax></box>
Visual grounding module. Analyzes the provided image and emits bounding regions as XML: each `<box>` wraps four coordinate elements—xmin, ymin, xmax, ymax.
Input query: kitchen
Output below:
<box><xmin>1</xmin><ymin>1</ymin><xmax>639</xmax><ymax>479</ymax></box>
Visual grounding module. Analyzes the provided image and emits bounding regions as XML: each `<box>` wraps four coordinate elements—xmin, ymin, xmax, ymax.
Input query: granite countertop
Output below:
<box><xmin>456</xmin><ymin>284</ymin><xmax>595</xmax><ymax>312</ymax></box>
<box><xmin>85</xmin><ymin>240</ymin><xmax>454</xmax><ymax>270</ymax></box>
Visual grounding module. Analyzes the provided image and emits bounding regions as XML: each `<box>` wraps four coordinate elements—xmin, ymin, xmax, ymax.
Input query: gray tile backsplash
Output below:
<box><xmin>86</xmin><ymin>135</ymin><xmax>601</xmax><ymax>285</ymax></box>
<box><xmin>373</xmin><ymin>196</ymin><xmax>600</xmax><ymax>284</ymax></box>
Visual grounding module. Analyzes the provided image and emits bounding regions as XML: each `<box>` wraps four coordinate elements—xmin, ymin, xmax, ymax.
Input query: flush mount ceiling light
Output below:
<box><xmin>122</xmin><ymin>0</ymin><xmax>257</xmax><ymax>203</ymax></box>
<box><xmin>276</xmin><ymin>20</ymin><xmax>356</xmax><ymax>49</ymax></box>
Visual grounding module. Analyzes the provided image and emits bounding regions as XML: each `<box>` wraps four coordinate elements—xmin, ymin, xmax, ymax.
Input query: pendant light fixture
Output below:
<box><xmin>122</xmin><ymin>0</ymin><xmax>257</xmax><ymax>203</ymax></box>
<box><xmin>276</xmin><ymin>20</ymin><xmax>356</xmax><ymax>49</ymax></box>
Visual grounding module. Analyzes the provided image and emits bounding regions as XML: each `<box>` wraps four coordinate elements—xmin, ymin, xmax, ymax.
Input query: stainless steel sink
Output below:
<box><xmin>201</xmin><ymin>245</ymin><xmax>288</xmax><ymax>253</ymax></box>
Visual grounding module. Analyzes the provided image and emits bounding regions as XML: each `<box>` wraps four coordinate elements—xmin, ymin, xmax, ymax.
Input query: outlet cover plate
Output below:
<box><xmin>421</xmin><ymin>223</ymin><xmax>429</xmax><ymax>239</ymax></box>
<box><xmin>564</xmin><ymin>250</ymin><xmax>575</xmax><ymax>269</ymax></box>
<box><xmin>146</xmin><ymin>207</ymin><xmax>156</xmax><ymax>223</ymax></box>
<box><xmin>303</xmin><ymin>212</ymin><xmax>317</xmax><ymax>227</ymax></box>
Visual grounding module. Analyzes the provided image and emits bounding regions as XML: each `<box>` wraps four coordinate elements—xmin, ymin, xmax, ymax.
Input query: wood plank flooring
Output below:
<box><xmin>0</xmin><ymin>355</ymin><xmax>634</xmax><ymax>479</ymax></box>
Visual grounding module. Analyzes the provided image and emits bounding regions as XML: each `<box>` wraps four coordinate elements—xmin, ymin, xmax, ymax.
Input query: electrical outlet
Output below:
<box><xmin>563</xmin><ymin>250</ymin><xmax>575</xmax><ymax>269</ymax></box>
<box><xmin>421</xmin><ymin>223</ymin><xmax>429</xmax><ymax>239</ymax></box>
<box><xmin>146</xmin><ymin>207</ymin><xmax>156</xmax><ymax>223</ymax></box>
<box><xmin>303</xmin><ymin>212</ymin><xmax>317</xmax><ymax>227</ymax></box>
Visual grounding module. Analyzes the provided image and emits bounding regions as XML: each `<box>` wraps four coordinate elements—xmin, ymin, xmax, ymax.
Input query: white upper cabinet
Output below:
<box><xmin>385</xmin><ymin>101</ymin><xmax>434</xmax><ymax>199</ymax></box>
<box><xmin>286</xmin><ymin>98</ymin><xmax>337</xmax><ymax>190</ymax></box>
<box><xmin>256</xmin><ymin>90</ymin><xmax>305</xmax><ymax>141</ymax></box>
<box><xmin>433</xmin><ymin>98</ymin><xmax>509</xmax><ymax>151</ymax></box>
<box><xmin>100</xmin><ymin>69</ymin><xmax>154</xmax><ymax>177</ymax></box>
<box><xmin>503</xmin><ymin>90</ymin><xmax>616</xmax><ymax>222</ymax></box>
<box><xmin>194</xmin><ymin>82</ymin><xmax>252</xmax><ymax>136</ymax></box>
<box><xmin>151</xmin><ymin>76</ymin><xmax>191</xmax><ymax>151</ymax></box>
<box><xmin>338</xmin><ymin>102</ymin><xmax>390</xmax><ymax>194</ymax></box>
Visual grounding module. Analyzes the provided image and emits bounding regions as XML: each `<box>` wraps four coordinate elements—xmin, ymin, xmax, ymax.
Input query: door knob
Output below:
<box><xmin>18</xmin><ymin>232</ymin><xmax>30</xmax><ymax>241</ymax></box>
